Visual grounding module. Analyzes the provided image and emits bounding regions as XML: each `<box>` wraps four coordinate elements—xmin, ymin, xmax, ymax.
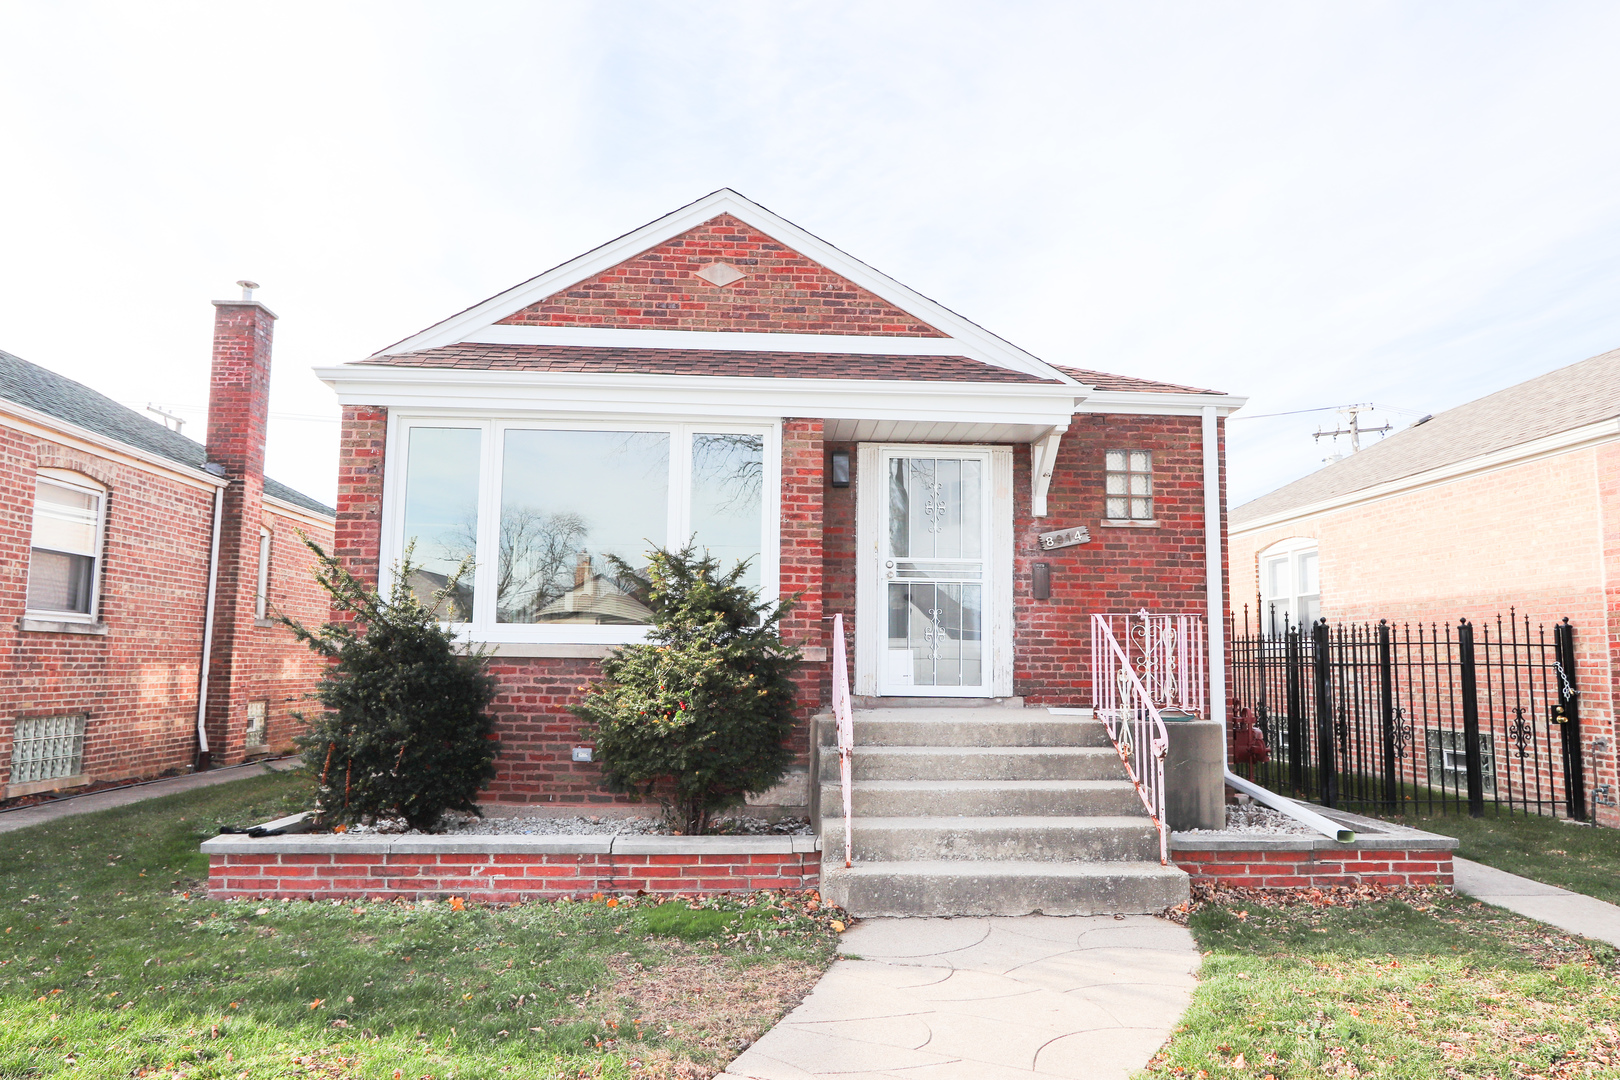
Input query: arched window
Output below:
<box><xmin>26</xmin><ymin>470</ymin><xmax>107</xmax><ymax>619</ymax></box>
<box><xmin>1258</xmin><ymin>537</ymin><xmax>1319</xmax><ymax>633</ymax></box>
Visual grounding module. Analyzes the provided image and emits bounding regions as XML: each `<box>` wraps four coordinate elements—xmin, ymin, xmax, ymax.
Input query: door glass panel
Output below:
<box><xmin>883</xmin><ymin>453</ymin><xmax>988</xmax><ymax>690</ymax></box>
<box><xmin>887</xmin><ymin>582</ymin><xmax>983</xmax><ymax>687</ymax></box>
<box><xmin>401</xmin><ymin>427</ymin><xmax>482</xmax><ymax>620</ymax></box>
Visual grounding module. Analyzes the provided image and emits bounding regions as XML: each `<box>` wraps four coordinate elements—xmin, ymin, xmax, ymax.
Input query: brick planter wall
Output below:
<box><xmin>204</xmin><ymin>834</ymin><xmax>821</xmax><ymax>903</ymax></box>
<box><xmin>1170</xmin><ymin>817</ymin><xmax>1458</xmax><ymax>890</ymax></box>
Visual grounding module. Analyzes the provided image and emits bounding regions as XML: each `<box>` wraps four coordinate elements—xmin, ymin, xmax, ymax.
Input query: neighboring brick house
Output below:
<box><xmin>0</xmin><ymin>291</ymin><xmax>335</xmax><ymax>798</ymax></box>
<box><xmin>317</xmin><ymin>189</ymin><xmax>1246</xmax><ymax>814</ymax></box>
<box><xmin>1229</xmin><ymin>347</ymin><xmax>1620</xmax><ymax>826</ymax></box>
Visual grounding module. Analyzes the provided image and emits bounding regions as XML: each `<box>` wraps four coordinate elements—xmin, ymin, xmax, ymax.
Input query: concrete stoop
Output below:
<box><xmin>816</xmin><ymin>705</ymin><xmax>1190</xmax><ymax>917</ymax></box>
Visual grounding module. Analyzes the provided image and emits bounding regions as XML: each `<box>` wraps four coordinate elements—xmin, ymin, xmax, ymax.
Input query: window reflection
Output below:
<box><xmin>401</xmin><ymin>427</ymin><xmax>480</xmax><ymax>620</ymax></box>
<box><xmin>691</xmin><ymin>433</ymin><xmax>764</xmax><ymax>591</ymax></box>
<box><xmin>498</xmin><ymin>430</ymin><xmax>669</xmax><ymax>624</ymax></box>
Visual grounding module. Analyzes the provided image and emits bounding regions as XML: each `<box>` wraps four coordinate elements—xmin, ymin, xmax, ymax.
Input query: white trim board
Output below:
<box><xmin>372</xmin><ymin>189</ymin><xmax>1080</xmax><ymax>384</ymax></box>
<box><xmin>263</xmin><ymin>494</ymin><xmax>337</xmax><ymax>529</ymax></box>
<box><xmin>1075</xmin><ymin>390</ymin><xmax>1248</xmax><ymax>418</ymax></box>
<box><xmin>0</xmin><ymin>400</ymin><xmax>228</xmax><ymax>492</ymax></box>
<box><xmin>463</xmin><ymin>325</ymin><xmax>1000</xmax><ymax>357</ymax></box>
<box><xmin>1231</xmin><ymin>417</ymin><xmax>1620</xmax><ymax>536</ymax></box>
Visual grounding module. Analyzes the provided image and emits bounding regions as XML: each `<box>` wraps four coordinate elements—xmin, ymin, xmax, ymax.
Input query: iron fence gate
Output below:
<box><xmin>1228</xmin><ymin>610</ymin><xmax>1589</xmax><ymax>819</ymax></box>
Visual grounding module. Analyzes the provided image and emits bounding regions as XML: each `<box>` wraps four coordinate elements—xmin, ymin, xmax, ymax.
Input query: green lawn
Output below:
<box><xmin>1402</xmin><ymin>811</ymin><xmax>1620</xmax><ymax>906</ymax></box>
<box><xmin>0</xmin><ymin>769</ymin><xmax>842</xmax><ymax>1079</ymax></box>
<box><xmin>1142</xmin><ymin>890</ymin><xmax>1620</xmax><ymax>1079</ymax></box>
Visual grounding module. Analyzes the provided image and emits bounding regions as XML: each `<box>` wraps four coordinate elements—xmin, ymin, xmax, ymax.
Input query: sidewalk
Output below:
<box><xmin>721</xmin><ymin>914</ymin><xmax>1199</xmax><ymax>1080</ymax></box>
<box><xmin>1453</xmin><ymin>856</ymin><xmax>1620</xmax><ymax>949</ymax></box>
<box><xmin>0</xmin><ymin>759</ymin><xmax>299</xmax><ymax>835</ymax></box>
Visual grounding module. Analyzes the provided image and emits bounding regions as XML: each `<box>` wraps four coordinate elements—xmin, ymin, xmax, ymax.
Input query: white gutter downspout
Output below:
<box><xmin>1202</xmin><ymin>406</ymin><xmax>1227</xmax><ymax>759</ymax></box>
<box><xmin>195</xmin><ymin>482</ymin><xmax>226</xmax><ymax>768</ymax></box>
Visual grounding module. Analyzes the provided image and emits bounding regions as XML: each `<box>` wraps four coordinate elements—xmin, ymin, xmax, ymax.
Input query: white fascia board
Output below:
<box><xmin>1231</xmin><ymin>417</ymin><xmax>1620</xmax><ymax>536</ymax></box>
<box><xmin>315</xmin><ymin>365</ymin><xmax>1081</xmax><ymax>428</ymax></box>
<box><xmin>374</xmin><ymin>189</ymin><xmax>1080</xmax><ymax>385</ymax></box>
<box><xmin>1074</xmin><ymin>390</ymin><xmax>1249</xmax><ymax>417</ymax></box>
<box><xmin>263</xmin><ymin>494</ymin><xmax>336</xmax><ymax>528</ymax></box>
<box><xmin>0</xmin><ymin>400</ymin><xmax>228</xmax><ymax>491</ymax></box>
<box><xmin>464</xmin><ymin>324</ymin><xmax>1003</xmax><ymax>357</ymax></box>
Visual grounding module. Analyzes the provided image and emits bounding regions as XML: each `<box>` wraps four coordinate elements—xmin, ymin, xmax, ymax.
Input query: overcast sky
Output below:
<box><xmin>3</xmin><ymin>2</ymin><xmax>1618</xmax><ymax>509</ymax></box>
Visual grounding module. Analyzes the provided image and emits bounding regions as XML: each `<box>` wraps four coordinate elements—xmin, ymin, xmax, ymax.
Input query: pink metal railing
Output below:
<box><xmin>1091</xmin><ymin>614</ymin><xmax>1173</xmax><ymax>864</ymax></box>
<box><xmin>829</xmin><ymin>613</ymin><xmax>855</xmax><ymax>869</ymax></box>
<box><xmin>1092</xmin><ymin>610</ymin><xmax>1207</xmax><ymax>716</ymax></box>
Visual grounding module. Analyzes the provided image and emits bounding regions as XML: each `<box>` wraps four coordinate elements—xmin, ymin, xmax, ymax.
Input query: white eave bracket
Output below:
<box><xmin>1030</xmin><ymin>428</ymin><xmax>1064</xmax><ymax>518</ymax></box>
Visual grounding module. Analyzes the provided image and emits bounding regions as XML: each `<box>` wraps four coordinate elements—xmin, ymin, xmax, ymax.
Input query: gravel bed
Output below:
<box><xmin>347</xmin><ymin>813</ymin><xmax>814</xmax><ymax>837</ymax></box>
<box><xmin>1180</xmin><ymin>802</ymin><xmax>1320</xmax><ymax>837</ymax></box>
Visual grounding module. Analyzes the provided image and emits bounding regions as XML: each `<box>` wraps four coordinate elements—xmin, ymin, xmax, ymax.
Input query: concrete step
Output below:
<box><xmin>816</xmin><ymin>710</ymin><xmax>1108</xmax><ymax>749</ymax></box>
<box><xmin>823</xmin><ymin>779</ymin><xmax>1145</xmax><ymax>818</ymax></box>
<box><xmin>819</xmin><ymin>859</ymin><xmax>1189</xmax><ymax>917</ymax></box>
<box><xmin>819</xmin><ymin>815</ymin><xmax>1161</xmax><ymax>863</ymax></box>
<box><xmin>817</xmin><ymin>745</ymin><xmax>1125</xmax><ymax>783</ymax></box>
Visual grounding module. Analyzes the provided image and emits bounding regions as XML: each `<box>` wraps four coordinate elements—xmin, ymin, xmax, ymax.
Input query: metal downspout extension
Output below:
<box><xmin>194</xmin><ymin>481</ymin><xmax>226</xmax><ymax>770</ymax></box>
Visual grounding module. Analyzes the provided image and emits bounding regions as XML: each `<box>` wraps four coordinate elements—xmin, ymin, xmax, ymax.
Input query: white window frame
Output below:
<box><xmin>255</xmin><ymin>527</ymin><xmax>272</xmax><ymax>621</ymax></box>
<box><xmin>1104</xmin><ymin>449</ymin><xmax>1155</xmax><ymax>523</ymax></box>
<box><xmin>1258</xmin><ymin>536</ymin><xmax>1320</xmax><ymax>633</ymax></box>
<box><xmin>380</xmin><ymin>412</ymin><xmax>783</xmax><ymax>645</ymax></box>
<box><xmin>26</xmin><ymin>470</ymin><xmax>108</xmax><ymax>623</ymax></box>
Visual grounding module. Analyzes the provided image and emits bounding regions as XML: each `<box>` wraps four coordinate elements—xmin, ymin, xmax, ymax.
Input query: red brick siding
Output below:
<box><xmin>1014</xmin><ymin>414</ymin><xmax>1219</xmax><ymax>705</ymax></box>
<box><xmin>334</xmin><ymin>407</ymin><xmax>388</xmax><ymax>594</ymax></box>
<box><xmin>1174</xmin><ymin>847</ymin><xmax>1454</xmax><ymax>889</ymax></box>
<box><xmin>780</xmin><ymin>419</ymin><xmax>825</xmax><ymax>766</ymax></box>
<box><xmin>497</xmin><ymin>215</ymin><xmax>945</xmax><ymax>337</ymax></box>
<box><xmin>245</xmin><ymin>509</ymin><xmax>336</xmax><ymax>754</ymax></box>
<box><xmin>208</xmin><ymin>849</ymin><xmax>820</xmax><ymax>902</ymax></box>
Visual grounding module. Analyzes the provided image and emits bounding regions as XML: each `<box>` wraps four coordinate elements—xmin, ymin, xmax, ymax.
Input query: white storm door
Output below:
<box><xmin>878</xmin><ymin>450</ymin><xmax>992</xmax><ymax>696</ymax></box>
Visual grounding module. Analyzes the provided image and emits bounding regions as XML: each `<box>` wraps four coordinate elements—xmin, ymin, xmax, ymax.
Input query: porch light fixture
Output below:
<box><xmin>830</xmin><ymin>450</ymin><xmax>851</xmax><ymax>487</ymax></box>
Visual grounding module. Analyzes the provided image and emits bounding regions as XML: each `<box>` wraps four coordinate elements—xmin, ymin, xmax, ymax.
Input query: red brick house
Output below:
<box><xmin>317</xmin><ymin>190</ymin><xmax>1245</xmax><ymax>819</ymax></box>
<box><xmin>1229</xmin><ymin>347</ymin><xmax>1620</xmax><ymax>826</ymax></box>
<box><xmin>0</xmin><ymin>290</ymin><xmax>335</xmax><ymax>798</ymax></box>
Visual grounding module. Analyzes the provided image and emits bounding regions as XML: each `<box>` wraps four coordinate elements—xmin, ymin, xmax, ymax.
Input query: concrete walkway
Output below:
<box><xmin>721</xmin><ymin>915</ymin><xmax>1199</xmax><ymax>1080</ymax></box>
<box><xmin>0</xmin><ymin>759</ymin><xmax>298</xmax><ymax>835</ymax></box>
<box><xmin>1453</xmin><ymin>856</ymin><xmax>1620</xmax><ymax>949</ymax></box>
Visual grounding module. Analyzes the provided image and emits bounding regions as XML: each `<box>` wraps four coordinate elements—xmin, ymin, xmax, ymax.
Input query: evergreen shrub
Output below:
<box><xmin>573</xmin><ymin>545</ymin><xmax>800</xmax><ymax>834</ymax></box>
<box><xmin>282</xmin><ymin>539</ymin><xmax>499</xmax><ymax>831</ymax></box>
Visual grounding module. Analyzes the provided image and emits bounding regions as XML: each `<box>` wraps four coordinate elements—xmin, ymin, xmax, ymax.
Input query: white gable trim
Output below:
<box><xmin>463</xmin><ymin>325</ymin><xmax>998</xmax><ymax>357</ymax></box>
<box><xmin>1075</xmin><ymin>389</ymin><xmax>1248</xmax><ymax>417</ymax></box>
<box><xmin>374</xmin><ymin>189</ymin><xmax>1079</xmax><ymax>385</ymax></box>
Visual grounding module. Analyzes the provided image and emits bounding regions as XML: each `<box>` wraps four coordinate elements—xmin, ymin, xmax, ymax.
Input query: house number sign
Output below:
<box><xmin>1038</xmin><ymin>526</ymin><xmax>1091</xmax><ymax>551</ymax></box>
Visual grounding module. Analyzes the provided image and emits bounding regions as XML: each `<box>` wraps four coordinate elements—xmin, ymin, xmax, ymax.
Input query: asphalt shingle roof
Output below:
<box><xmin>0</xmin><ymin>348</ymin><xmax>334</xmax><ymax>518</ymax></box>
<box><xmin>1232</xmin><ymin>345</ymin><xmax>1620</xmax><ymax>526</ymax></box>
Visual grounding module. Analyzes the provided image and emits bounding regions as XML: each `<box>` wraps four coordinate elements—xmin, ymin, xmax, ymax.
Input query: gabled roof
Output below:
<box><xmin>365</xmin><ymin>189</ymin><xmax>1081</xmax><ymax>385</ymax></box>
<box><xmin>0</xmin><ymin>348</ymin><xmax>335</xmax><ymax>518</ymax></box>
<box><xmin>361</xmin><ymin>343</ymin><xmax>1060</xmax><ymax>383</ymax></box>
<box><xmin>1053</xmin><ymin>365</ymin><xmax>1225</xmax><ymax>396</ymax></box>
<box><xmin>1232</xmin><ymin>345</ymin><xmax>1620</xmax><ymax>526</ymax></box>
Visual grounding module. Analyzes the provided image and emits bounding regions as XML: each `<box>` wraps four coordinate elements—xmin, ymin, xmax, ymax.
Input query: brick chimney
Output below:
<box><xmin>200</xmin><ymin>281</ymin><xmax>276</xmax><ymax>768</ymax></box>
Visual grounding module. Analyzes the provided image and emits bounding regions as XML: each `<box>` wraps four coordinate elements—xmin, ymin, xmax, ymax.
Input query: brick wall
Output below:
<box><xmin>244</xmin><ymin>506</ymin><xmax>335</xmax><ymax>755</ymax></box>
<box><xmin>1173</xmin><ymin>847</ymin><xmax>1454</xmax><ymax>889</ymax></box>
<box><xmin>497</xmin><ymin>215</ymin><xmax>945</xmax><ymax>337</ymax></box>
<box><xmin>1229</xmin><ymin>443</ymin><xmax>1619</xmax><ymax>827</ymax></box>
<box><xmin>208</xmin><ymin>847</ymin><xmax>820</xmax><ymax>903</ymax></box>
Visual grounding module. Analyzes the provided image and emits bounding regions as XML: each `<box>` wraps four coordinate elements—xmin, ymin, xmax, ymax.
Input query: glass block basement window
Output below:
<box><xmin>245</xmin><ymin>701</ymin><xmax>268</xmax><ymax>748</ymax></box>
<box><xmin>10</xmin><ymin>714</ymin><xmax>86</xmax><ymax>784</ymax></box>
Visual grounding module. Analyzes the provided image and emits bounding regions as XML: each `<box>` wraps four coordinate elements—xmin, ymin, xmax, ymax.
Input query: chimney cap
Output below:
<box><xmin>236</xmin><ymin>280</ymin><xmax>260</xmax><ymax>301</ymax></box>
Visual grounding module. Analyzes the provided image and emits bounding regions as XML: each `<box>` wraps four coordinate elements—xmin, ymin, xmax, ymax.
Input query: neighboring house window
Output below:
<box><xmin>1258</xmin><ymin>537</ymin><xmax>1320</xmax><ymax>632</ymax></box>
<box><xmin>245</xmin><ymin>700</ymin><xmax>268</xmax><ymax>749</ymax></box>
<box><xmin>1426</xmin><ymin>729</ymin><xmax>1496</xmax><ymax>797</ymax></box>
<box><xmin>255</xmin><ymin>528</ymin><xmax>271</xmax><ymax>620</ymax></box>
<box><xmin>1104</xmin><ymin>450</ymin><xmax>1153</xmax><ymax>521</ymax></box>
<box><xmin>27</xmin><ymin>472</ymin><xmax>106</xmax><ymax>619</ymax></box>
<box><xmin>9</xmin><ymin>714</ymin><xmax>87</xmax><ymax>785</ymax></box>
<box><xmin>388</xmin><ymin>419</ymin><xmax>779</xmax><ymax>644</ymax></box>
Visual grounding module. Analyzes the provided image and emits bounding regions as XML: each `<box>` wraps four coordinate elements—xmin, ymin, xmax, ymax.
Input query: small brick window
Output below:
<box><xmin>10</xmin><ymin>714</ymin><xmax>87</xmax><ymax>785</ymax></box>
<box><xmin>1105</xmin><ymin>450</ymin><xmax>1153</xmax><ymax>521</ymax></box>
<box><xmin>245</xmin><ymin>701</ymin><xmax>268</xmax><ymax>749</ymax></box>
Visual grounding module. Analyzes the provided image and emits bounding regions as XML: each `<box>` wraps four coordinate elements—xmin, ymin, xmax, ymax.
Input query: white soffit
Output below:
<box><xmin>373</xmin><ymin>188</ymin><xmax>1080</xmax><ymax>385</ymax></box>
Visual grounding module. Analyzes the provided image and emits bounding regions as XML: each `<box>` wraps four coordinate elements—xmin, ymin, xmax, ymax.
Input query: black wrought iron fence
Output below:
<box><xmin>1228</xmin><ymin>609</ymin><xmax>1589</xmax><ymax>819</ymax></box>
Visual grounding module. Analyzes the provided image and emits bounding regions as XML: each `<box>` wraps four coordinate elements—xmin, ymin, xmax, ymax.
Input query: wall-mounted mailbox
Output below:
<box><xmin>830</xmin><ymin>450</ymin><xmax>851</xmax><ymax>487</ymax></box>
<box><xmin>1032</xmin><ymin>562</ymin><xmax>1051</xmax><ymax>600</ymax></box>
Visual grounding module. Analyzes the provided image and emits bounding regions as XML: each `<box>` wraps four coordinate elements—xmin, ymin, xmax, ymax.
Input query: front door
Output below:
<box><xmin>877</xmin><ymin>449</ymin><xmax>992</xmax><ymax>696</ymax></box>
